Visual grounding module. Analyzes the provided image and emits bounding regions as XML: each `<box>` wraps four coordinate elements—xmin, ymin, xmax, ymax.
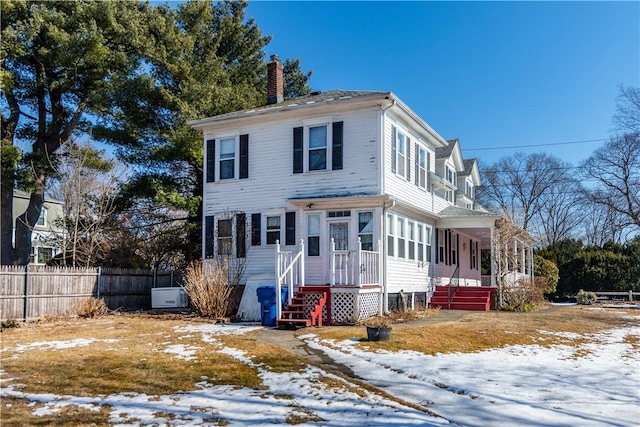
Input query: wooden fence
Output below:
<box><xmin>0</xmin><ymin>265</ymin><xmax>181</xmax><ymax>321</ymax></box>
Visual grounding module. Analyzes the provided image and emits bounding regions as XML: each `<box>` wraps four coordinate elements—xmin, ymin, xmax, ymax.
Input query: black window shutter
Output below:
<box><xmin>239</xmin><ymin>134</ymin><xmax>249</xmax><ymax>179</ymax></box>
<box><xmin>251</xmin><ymin>213</ymin><xmax>261</xmax><ymax>246</ymax></box>
<box><xmin>391</xmin><ymin>126</ymin><xmax>397</xmax><ymax>173</ymax></box>
<box><xmin>205</xmin><ymin>215</ymin><xmax>214</xmax><ymax>258</ymax></box>
<box><xmin>470</xmin><ymin>239</ymin><xmax>474</xmax><ymax>269</ymax></box>
<box><xmin>406</xmin><ymin>137</ymin><xmax>411</xmax><ymax>181</ymax></box>
<box><xmin>415</xmin><ymin>144</ymin><xmax>419</xmax><ymax>186</ymax></box>
<box><xmin>236</xmin><ymin>213</ymin><xmax>246</xmax><ymax>258</ymax></box>
<box><xmin>285</xmin><ymin>212</ymin><xmax>296</xmax><ymax>246</ymax></box>
<box><xmin>332</xmin><ymin>121</ymin><xmax>343</xmax><ymax>170</ymax></box>
<box><xmin>206</xmin><ymin>139</ymin><xmax>216</xmax><ymax>182</ymax></box>
<box><xmin>293</xmin><ymin>127</ymin><xmax>303</xmax><ymax>173</ymax></box>
<box><xmin>456</xmin><ymin>233</ymin><xmax>459</xmax><ymax>266</ymax></box>
<box><xmin>435</xmin><ymin>228</ymin><xmax>439</xmax><ymax>264</ymax></box>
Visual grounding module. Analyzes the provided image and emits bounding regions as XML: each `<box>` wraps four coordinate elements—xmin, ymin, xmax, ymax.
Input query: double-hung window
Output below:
<box><xmin>217</xmin><ymin>219</ymin><xmax>233</xmax><ymax>255</ymax></box>
<box><xmin>397</xmin><ymin>218</ymin><xmax>406</xmax><ymax>258</ymax></box>
<box><xmin>418</xmin><ymin>147</ymin><xmax>427</xmax><ymax>189</ymax></box>
<box><xmin>408</xmin><ymin>221</ymin><xmax>416</xmax><ymax>260</ymax></box>
<box><xmin>417</xmin><ymin>224</ymin><xmax>425</xmax><ymax>262</ymax></box>
<box><xmin>293</xmin><ymin>122</ymin><xmax>343</xmax><ymax>174</ymax></box>
<box><xmin>446</xmin><ymin>166</ymin><xmax>456</xmax><ymax>186</ymax></box>
<box><xmin>397</xmin><ymin>132</ymin><xmax>406</xmax><ymax>178</ymax></box>
<box><xmin>465</xmin><ymin>181</ymin><xmax>474</xmax><ymax>199</ymax></box>
<box><xmin>386</xmin><ymin>214</ymin><xmax>395</xmax><ymax>257</ymax></box>
<box><xmin>307</xmin><ymin>214</ymin><xmax>321</xmax><ymax>256</ymax></box>
<box><xmin>219</xmin><ymin>137</ymin><xmax>236</xmax><ymax>180</ymax></box>
<box><xmin>358</xmin><ymin>212</ymin><xmax>374</xmax><ymax>251</ymax></box>
<box><xmin>425</xmin><ymin>226</ymin><xmax>432</xmax><ymax>262</ymax></box>
<box><xmin>266</xmin><ymin>216</ymin><xmax>281</xmax><ymax>245</ymax></box>
<box><xmin>36</xmin><ymin>208</ymin><xmax>47</xmax><ymax>227</ymax></box>
<box><xmin>308</xmin><ymin>125</ymin><xmax>327</xmax><ymax>171</ymax></box>
<box><xmin>206</xmin><ymin>134</ymin><xmax>249</xmax><ymax>182</ymax></box>
<box><xmin>438</xmin><ymin>229</ymin><xmax>445</xmax><ymax>263</ymax></box>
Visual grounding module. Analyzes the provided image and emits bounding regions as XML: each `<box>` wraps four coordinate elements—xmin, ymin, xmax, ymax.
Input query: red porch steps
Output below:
<box><xmin>277</xmin><ymin>289</ymin><xmax>327</xmax><ymax>329</ymax></box>
<box><xmin>429</xmin><ymin>286</ymin><xmax>494</xmax><ymax>311</ymax></box>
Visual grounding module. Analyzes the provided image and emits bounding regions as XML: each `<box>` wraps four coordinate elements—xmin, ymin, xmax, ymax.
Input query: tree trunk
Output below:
<box><xmin>13</xmin><ymin>177</ymin><xmax>46</xmax><ymax>265</ymax></box>
<box><xmin>0</xmin><ymin>188</ymin><xmax>16</xmax><ymax>265</ymax></box>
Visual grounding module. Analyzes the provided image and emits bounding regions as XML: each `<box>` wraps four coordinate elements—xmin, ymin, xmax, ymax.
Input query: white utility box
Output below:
<box><xmin>151</xmin><ymin>287</ymin><xmax>188</xmax><ymax>309</ymax></box>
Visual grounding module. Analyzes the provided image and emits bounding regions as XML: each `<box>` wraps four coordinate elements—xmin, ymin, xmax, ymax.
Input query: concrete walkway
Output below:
<box><xmin>254</xmin><ymin>309</ymin><xmax>470</xmax><ymax>378</ymax></box>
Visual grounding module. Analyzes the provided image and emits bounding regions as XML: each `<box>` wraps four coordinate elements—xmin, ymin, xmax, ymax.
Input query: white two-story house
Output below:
<box><xmin>190</xmin><ymin>55</ymin><xmax>532</xmax><ymax>325</ymax></box>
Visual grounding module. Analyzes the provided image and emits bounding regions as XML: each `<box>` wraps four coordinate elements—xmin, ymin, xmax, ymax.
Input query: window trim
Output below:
<box><xmin>307</xmin><ymin>124</ymin><xmax>329</xmax><ymax>171</ymax></box>
<box><xmin>386</xmin><ymin>213</ymin><xmax>395</xmax><ymax>257</ymax></box>
<box><xmin>218</xmin><ymin>136</ymin><xmax>237</xmax><ymax>180</ymax></box>
<box><xmin>357</xmin><ymin>211</ymin><xmax>374</xmax><ymax>252</ymax></box>
<box><xmin>262</xmin><ymin>210</ymin><xmax>285</xmax><ymax>246</ymax></box>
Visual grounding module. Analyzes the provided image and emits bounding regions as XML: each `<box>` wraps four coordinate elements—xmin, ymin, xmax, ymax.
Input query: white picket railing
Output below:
<box><xmin>330</xmin><ymin>238</ymin><xmax>380</xmax><ymax>287</ymax></box>
<box><xmin>275</xmin><ymin>240</ymin><xmax>305</xmax><ymax>320</ymax></box>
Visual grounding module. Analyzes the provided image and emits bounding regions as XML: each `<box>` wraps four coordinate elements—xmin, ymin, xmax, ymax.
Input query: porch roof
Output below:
<box><xmin>288</xmin><ymin>193</ymin><xmax>391</xmax><ymax>209</ymax></box>
<box><xmin>437</xmin><ymin>206</ymin><xmax>503</xmax><ymax>247</ymax></box>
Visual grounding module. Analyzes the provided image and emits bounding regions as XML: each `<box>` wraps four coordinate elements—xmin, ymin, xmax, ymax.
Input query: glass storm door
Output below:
<box><xmin>330</xmin><ymin>222</ymin><xmax>349</xmax><ymax>250</ymax></box>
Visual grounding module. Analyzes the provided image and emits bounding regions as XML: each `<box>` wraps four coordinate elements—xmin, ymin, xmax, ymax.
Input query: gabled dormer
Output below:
<box><xmin>432</xmin><ymin>139</ymin><xmax>464</xmax><ymax>204</ymax></box>
<box><xmin>457</xmin><ymin>158</ymin><xmax>480</xmax><ymax>209</ymax></box>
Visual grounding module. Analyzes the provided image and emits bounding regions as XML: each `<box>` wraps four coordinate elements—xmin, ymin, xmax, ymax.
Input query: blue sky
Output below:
<box><xmin>247</xmin><ymin>1</ymin><xmax>639</xmax><ymax>167</ymax></box>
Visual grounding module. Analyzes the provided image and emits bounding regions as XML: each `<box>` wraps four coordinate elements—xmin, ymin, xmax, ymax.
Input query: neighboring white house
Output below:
<box><xmin>12</xmin><ymin>190</ymin><xmax>64</xmax><ymax>264</ymax></box>
<box><xmin>190</xmin><ymin>55</ymin><xmax>532</xmax><ymax>324</ymax></box>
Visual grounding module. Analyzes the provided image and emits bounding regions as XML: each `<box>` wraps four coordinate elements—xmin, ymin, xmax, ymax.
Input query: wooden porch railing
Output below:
<box><xmin>447</xmin><ymin>264</ymin><xmax>460</xmax><ymax>310</ymax></box>
<box><xmin>275</xmin><ymin>239</ymin><xmax>305</xmax><ymax>320</ymax></box>
<box><xmin>330</xmin><ymin>238</ymin><xmax>380</xmax><ymax>286</ymax></box>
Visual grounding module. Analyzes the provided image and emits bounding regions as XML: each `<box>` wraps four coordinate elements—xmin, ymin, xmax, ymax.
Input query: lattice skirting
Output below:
<box><xmin>331</xmin><ymin>290</ymin><xmax>380</xmax><ymax>325</ymax></box>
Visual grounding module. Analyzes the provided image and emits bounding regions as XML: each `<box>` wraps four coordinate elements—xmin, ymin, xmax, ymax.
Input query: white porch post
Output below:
<box><xmin>490</xmin><ymin>225</ymin><xmax>497</xmax><ymax>288</ymax></box>
<box><xmin>275</xmin><ymin>240</ymin><xmax>282</xmax><ymax>320</ymax></box>
<box><xmin>357</xmin><ymin>237</ymin><xmax>362</xmax><ymax>287</ymax></box>
<box><xmin>299</xmin><ymin>239</ymin><xmax>305</xmax><ymax>289</ymax></box>
<box><xmin>378</xmin><ymin>239</ymin><xmax>384</xmax><ymax>315</ymax></box>
<box><xmin>529</xmin><ymin>244</ymin><xmax>534</xmax><ymax>281</ymax></box>
<box><xmin>330</xmin><ymin>238</ymin><xmax>336</xmax><ymax>287</ymax></box>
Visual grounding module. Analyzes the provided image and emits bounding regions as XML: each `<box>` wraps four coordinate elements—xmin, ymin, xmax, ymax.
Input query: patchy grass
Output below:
<box><xmin>2</xmin><ymin>305</ymin><xmax>637</xmax><ymax>424</ymax></box>
<box><xmin>0</xmin><ymin>315</ymin><xmax>264</xmax><ymax>397</ymax></box>
<box><xmin>307</xmin><ymin>305</ymin><xmax>640</xmax><ymax>355</ymax></box>
<box><xmin>0</xmin><ymin>395</ymin><xmax>112</xmax><ymax>426</ymax></box>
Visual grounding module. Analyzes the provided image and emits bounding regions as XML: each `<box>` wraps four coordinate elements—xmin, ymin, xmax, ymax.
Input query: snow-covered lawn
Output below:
<box><xmin>1</xmin><ymin>308</ymin><xmax>639</xmax><ymax>426</ymax></box>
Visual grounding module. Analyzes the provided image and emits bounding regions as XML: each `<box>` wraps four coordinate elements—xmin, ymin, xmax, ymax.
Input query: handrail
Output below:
<box><xmin>275</xmin><ymin>239</ymin><xmax>305</xmax><ymax>321</ymax></box>
<box><xmin>447</xmin><ymin>264</ymin><xmax>460</xmax><ymax>310</ymax></box>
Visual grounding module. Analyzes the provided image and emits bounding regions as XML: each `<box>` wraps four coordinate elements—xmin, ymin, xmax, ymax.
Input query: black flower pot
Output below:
<box><xmin>366</xmin><ymin>326</ymin><xmax>392</xmax><ymax>342</ymax></box>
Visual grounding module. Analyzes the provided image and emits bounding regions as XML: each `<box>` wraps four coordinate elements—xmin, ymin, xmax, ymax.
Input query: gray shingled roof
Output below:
<box><xmin>435</xmin><ymin>139</ymin><xmax>456</xmax><ymax>159</ymax></box>
<box><xmin>197</xmin><ymin>90</ymin><xmax>389</xmax><ymax>122</ymax></box>
<box><xmin>460</xmin><ymin>159</ymin><xmax>477</xmax><ymax>176</ymax></box>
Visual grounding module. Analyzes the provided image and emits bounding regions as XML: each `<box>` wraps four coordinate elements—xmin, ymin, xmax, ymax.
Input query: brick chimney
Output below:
<box><xmin>267</xmin><ymin>54</ymin><xmax>284</xmax><ymax>105</ymax></box>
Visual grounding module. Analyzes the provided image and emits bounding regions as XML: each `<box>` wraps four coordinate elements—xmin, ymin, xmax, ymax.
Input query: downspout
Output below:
<box><xmin>379</xmin><ymin>98</ymin><xmax>395</xmax><ymax>314</ymax></box>
<box><xmin>382</xmin><ymin>198</ymin><xmax>395</xmax><ymax>314</ymax></box>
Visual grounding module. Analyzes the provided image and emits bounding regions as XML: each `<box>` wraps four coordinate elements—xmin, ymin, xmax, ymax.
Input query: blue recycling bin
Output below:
<box><xmin>256</xmin><ymin>286</ymin><xmax>288</xmax><ymax>327</ymax></box>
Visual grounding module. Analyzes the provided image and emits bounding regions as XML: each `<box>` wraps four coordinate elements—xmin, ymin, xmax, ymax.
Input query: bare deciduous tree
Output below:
<box><xmin>478</xmin><ymin>152</ymin><xmax>578</xmax><ymax>237</ymax></box>
<box><xmin>581</xmin><ymin>133</ymin><xmax>640</xmax><ymax>236</ymax></box>
<box><xmin>582</xmin><ymin>202</ymin><xmax>626</xmax><ymax>246</ymax></box>
<box><xmin>48</xmin><ymin>142</ymin><xmax>125</xmax><ymax>266</ymax></box>
<box><xmin>534</xmin><ymin>185</ymin><xmax>585</xmax><ymax>247</ymax></box>
<box><xmin>613</xmin><ymin>85</ymin><xmax>640</xmax><ymax>133</ymax></box>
